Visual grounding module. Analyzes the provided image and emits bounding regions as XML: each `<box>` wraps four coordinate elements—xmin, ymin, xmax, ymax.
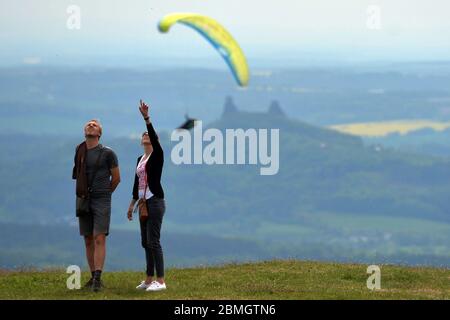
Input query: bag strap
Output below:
<box><xmin>143</xmin><ymin>168</ymin><xmax>148</xmax><ymax>199</ymax></box>
<box><xmin>142</xmin><ymin>154</ymin><xmax>148</xmax><ymax>199</ymax></box>
<box><xmin>87</xmin><ymin>146</ymin><xmax>104</xmax><ymax>193</ymax></box>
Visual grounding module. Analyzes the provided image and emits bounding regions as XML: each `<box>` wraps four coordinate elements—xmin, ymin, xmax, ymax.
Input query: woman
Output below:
<box><xmin>127</xmin><ymin>100</ymin><xmax>167</xmax><ymax>292</ymax></box>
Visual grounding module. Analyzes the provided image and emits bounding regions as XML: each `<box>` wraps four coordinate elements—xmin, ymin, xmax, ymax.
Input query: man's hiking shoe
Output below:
<box><xmin>83</xmin><ymin>278</ymin><xmax>94</xmax><ymax>289</ymax></box>
<box><xmin>92</xmin><ymin>279</ymin><xmax>103</xmax><ymax>292</ymax></box>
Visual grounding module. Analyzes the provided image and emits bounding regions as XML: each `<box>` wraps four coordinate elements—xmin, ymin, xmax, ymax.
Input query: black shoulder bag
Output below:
<box><xmin>76</xmin><ymin>147</ymin><xmax>104</xmax><ymax>217</ymax></box>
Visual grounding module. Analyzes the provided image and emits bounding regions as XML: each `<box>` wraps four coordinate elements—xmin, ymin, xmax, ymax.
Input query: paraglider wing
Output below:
<box><xmin>158</xmin><ymin>13</ymin><xmax>249</xmax><ymax>87</ymax></box>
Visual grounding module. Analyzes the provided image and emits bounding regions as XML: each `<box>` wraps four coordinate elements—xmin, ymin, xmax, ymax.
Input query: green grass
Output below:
<box><xmin>0</xmin><ymin>260</ymin><xmax>449</xmax><ymax>300</ymax></box>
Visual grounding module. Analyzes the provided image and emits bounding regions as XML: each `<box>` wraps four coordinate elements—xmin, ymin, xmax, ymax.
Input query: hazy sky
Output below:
<box><xmin>1</xmin><ymin>0</ymin><xmax>450</xmax><ymax>67</ymax></box>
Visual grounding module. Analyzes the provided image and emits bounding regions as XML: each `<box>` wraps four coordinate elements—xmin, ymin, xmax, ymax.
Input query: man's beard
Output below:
<box><xmin>85</xmin><ymin>134</ymin><xmax>99</xmax><ymax>139</ymax></box>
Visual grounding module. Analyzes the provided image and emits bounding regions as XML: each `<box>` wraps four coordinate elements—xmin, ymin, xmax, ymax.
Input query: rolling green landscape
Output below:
<box><xmin>0</xmin><ymin>67</ymin><xmax>449</xmax><ymax>272</ymax></box>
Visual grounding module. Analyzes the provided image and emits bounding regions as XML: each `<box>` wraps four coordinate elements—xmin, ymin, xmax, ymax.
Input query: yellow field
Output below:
<box><xmin>330</xmin><ymin>120</ymin><xmax>450</xmax><ymax>137</ymax></box>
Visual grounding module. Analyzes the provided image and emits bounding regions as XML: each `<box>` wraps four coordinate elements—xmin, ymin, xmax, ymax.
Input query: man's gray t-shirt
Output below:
<box><xmin>85</xmin><ymin>144</ymin><xmax>118</xmax><ymax>197</ymax></box>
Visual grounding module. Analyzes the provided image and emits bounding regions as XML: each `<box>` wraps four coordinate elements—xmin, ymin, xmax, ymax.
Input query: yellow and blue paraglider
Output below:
<box><xmin>158</xmin><ymin>13</ymin><xmax>250</xmax><ymax>87</ymax></box>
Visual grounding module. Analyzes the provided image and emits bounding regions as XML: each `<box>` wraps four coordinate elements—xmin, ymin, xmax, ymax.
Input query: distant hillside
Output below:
<box><xmin>212</xmin><ymin>97</ymin><xmax>362</xmax><ymax>146</ymax></box>
<box><xmin>168</xmin><ymin>97</ymin><xmax>450</xmax><ymax>224</ymax></box>
<box><xmin>0</xmin><ymin>260</ymin><xmax>448</xmax><ymax>300</ymax></box>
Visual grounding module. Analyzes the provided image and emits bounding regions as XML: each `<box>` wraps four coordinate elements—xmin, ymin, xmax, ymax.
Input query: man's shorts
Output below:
<box><xmin>78</xmin><ymin>196</ymin><xmax>111</xmax><ymax>237</ymax></box>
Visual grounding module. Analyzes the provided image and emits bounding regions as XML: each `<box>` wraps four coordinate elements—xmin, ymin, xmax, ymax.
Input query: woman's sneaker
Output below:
<box><xmin>146</xmin><ymin>281</ymin><xmax>167</xmax><ymax>292</ymax></box>
<box><xmin>136</xmin><ymin>280</ymin><xmax>154</xmax><ymax>290</ymax></box>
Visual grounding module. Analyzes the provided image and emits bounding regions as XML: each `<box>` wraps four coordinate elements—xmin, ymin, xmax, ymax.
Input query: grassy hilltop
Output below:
<box><xmin>0</xmin><ymin>260</ymin><xmax>448</xmax><ymax>300</ymax></box>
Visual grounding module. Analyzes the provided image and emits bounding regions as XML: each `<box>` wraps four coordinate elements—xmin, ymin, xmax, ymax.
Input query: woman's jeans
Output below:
<box><xmin>139</xmin><ymin>195</ymin><xmax>166</xmax><ymax>277</ymax></box>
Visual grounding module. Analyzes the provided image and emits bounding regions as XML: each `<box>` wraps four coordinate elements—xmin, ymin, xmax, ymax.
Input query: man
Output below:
<box><xmin>72</xmin><ymin>119</ymin><xmax>121</xmax><ymax>292</ymax></box>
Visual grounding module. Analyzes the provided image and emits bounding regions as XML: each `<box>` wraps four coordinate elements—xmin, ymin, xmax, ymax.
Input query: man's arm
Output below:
<box><xmin>110</xmin><ymin>166</ymin><xmax>121</xmax><ymax>193</ymax></box>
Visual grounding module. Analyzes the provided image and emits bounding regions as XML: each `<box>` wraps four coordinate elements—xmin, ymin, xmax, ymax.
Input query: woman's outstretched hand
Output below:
<box><xmin>139</xmin><ymin>99</ymin><xmax>150</xmax><ymax>119</ymax></box>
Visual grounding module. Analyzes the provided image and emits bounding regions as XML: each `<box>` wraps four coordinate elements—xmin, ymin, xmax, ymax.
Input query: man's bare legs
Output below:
<box><xmin>94</xmin><ymin>233</ymin><xmax>106</xmax><ymax>271</ymax></box>
<box><xmin>84</xmin><ymin>235</ymin><xmax>95</xmax><ymax>273</ymax></box>
<box><xmin>84</xmin><ymin>233</ymin><xmax>106</xmax><ymax>289</ymax></box>
<box><xmin>84</xmin><ymin>234</ymin><xmax>106</xmax><ymax>271</ymax></box>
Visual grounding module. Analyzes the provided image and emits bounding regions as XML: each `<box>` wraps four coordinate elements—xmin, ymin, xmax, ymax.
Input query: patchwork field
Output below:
<box><xmin>330</xmin><ymin>120</ymin><xmax>450</xmax><ymax>137</ymax></box>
